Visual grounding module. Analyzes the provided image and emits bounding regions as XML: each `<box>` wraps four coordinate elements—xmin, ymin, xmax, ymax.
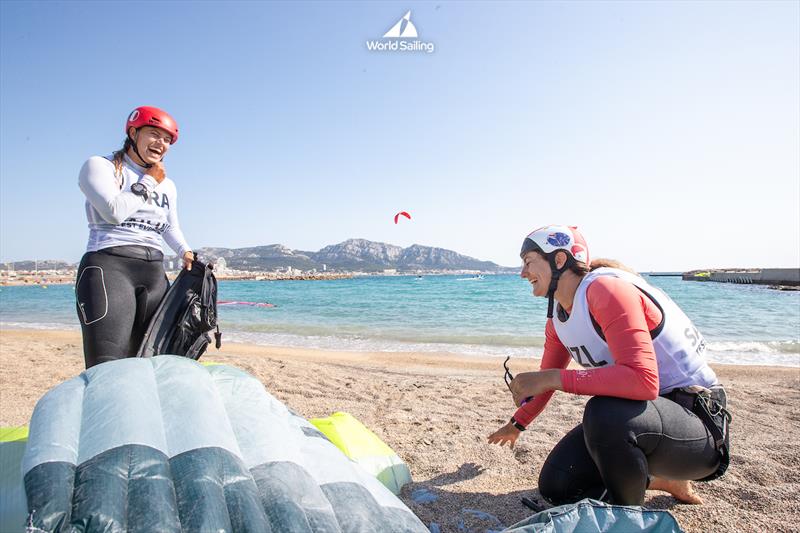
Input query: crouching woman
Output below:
<box><xmin>488</xmin><ymin>225</ymin><xmax>730</xmax><ymax>506</ymax></box>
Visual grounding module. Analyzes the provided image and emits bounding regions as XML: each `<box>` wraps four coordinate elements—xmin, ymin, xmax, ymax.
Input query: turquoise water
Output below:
<box><xmin>1</xmin><ymin>274</ymin><xmax>798</xmax><ymax>366</ymax></box>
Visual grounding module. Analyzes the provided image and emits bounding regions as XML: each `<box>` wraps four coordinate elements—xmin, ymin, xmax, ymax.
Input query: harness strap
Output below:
<box><xmin>694</xmin><ymin>394</ymin><xmax>731</xmax><ymax>450</ymax></box>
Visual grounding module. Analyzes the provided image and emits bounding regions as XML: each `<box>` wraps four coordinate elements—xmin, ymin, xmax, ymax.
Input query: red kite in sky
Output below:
<box><xmin>394</xmin><ymin>211</ymin><xmax>411</xmax><ymax>224</ymax></box>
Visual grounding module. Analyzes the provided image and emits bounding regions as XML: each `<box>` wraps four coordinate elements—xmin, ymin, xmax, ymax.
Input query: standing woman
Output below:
<box><xmin>488</xmin><ymin>225</ymin><xmax>730</xmax><ymax>506</ymax></box>
<box><xmin>76</xmin><ymin>106</ymin><xmax>193</xmax><ymax>368</ymax></box>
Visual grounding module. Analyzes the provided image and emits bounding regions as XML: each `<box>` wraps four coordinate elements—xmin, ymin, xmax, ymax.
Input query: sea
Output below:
<box><xmin>1</xmin><ymin>274</ymin><xmax>798</xmax><ymax>367</ymax></box>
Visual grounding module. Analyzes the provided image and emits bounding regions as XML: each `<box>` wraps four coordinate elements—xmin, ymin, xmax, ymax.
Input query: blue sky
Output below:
<box><xmin>1</xmin><ymin>1</ymin><xmax>798</xmax><ymax>271</ymax></box>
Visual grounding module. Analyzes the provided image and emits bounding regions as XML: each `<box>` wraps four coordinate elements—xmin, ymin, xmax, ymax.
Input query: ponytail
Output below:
<box><xmin>111</xmin><ymin>137</ymin><xmax>134</xmax><ymax>178</ymax></box>
<box><xmin>589</xmin><ymin>258</ymin><xmax>639</xmax><ymax>276</ymax></box>
<box><xmin>532</xmin><ymin>251</ymin><xmax>639</xmax><ymax>278</ymax></box>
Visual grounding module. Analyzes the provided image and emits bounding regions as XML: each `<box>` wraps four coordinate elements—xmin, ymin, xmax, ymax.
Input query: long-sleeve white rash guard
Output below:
<box><xmin>79</xmin><ymin>154</ymin><xmax>191</xmax><ymax>257</ymax></box>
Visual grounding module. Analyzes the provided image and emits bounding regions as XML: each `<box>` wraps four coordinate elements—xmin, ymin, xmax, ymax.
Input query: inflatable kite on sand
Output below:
<box><xmin>311</xmin><ymin>412</ymin><xmax>412</xmax><ymax>496</ymax></box>
<box><xmin>3</xmin><ymin>356</ymin><xmax>426</xmax><ymax>532</ymax></box>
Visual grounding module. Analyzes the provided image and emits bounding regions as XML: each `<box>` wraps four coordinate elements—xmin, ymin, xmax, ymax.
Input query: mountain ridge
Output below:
<box><xmin>5</xmin><ymin>239</ymin><xmax>515</xmax><ymax>273</ymax></box>
<box><xmin>192</xmin><ymin>238</ymin><xmax>510</xmax><ymax>272</ymax></box>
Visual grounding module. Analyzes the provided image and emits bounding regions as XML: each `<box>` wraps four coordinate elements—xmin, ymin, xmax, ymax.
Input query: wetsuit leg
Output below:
<box><xmin>538</xmin><ymin>424</ymin><xmax>606</xmax><ymax>505</ymax></box>
<box><xmin>128</xmin><ymin>270</ymin><xmax>168</xmax><ymax>355</ymax></box>
<box><xmin>76</xmin><ymin>251</ymin><xmax>167</xmax><ymax>368</ymax></box>
<box><xmin>76</xmin><ymin>252</ymin><xmax>136</xmax><ymax>367</ymax></box>
<box><xmin>582</xmin><ymin>396</ymin><xmax>720</xmax><ymax>505</ymax></box>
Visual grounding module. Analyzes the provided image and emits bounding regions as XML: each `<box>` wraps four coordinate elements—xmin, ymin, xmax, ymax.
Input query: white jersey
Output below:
<box><xmin>79</xmin><ymin>154</ymin><xmax>190</xmax><ymax>256</ymax></box>
<box><xmin>552</xmin><ymin>267</ymin><xmax>718</xmax><ymax>393</ymax></box>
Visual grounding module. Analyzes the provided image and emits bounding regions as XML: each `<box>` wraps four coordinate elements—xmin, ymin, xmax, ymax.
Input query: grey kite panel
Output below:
<box><xmin>21</xmin><ymin>356</ymin><xmax>426</xmax><ymax>533</ymax></box>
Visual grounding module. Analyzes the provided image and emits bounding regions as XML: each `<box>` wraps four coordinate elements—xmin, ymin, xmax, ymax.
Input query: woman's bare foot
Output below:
<box><xmin>648</xmin><ymin>476</ymin><xmax>704</xmax><ymax>504</ymax></box>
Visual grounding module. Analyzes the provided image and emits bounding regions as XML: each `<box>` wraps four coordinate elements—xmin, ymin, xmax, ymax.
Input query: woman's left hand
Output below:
<box><xmin>182</xmin><ymin>251</ymin><xmax>194</xmax><ymax>271</ymax></box>
<box><xmin>509</xmin><ymin>369</ymin><xmax>562</xmax><ymax>406</ymax></box>
<box><xmin>487</xmin><ymin>421</ymin><xmax>521</xmax><ymax>449</ymax></box>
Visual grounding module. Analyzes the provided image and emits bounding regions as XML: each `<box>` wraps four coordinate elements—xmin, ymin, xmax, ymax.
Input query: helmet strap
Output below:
<box><xmin>127</xmin><ymin>129</ymin><xmax>154</xmax><ymax>169</ymax></box>
<box><xmin>546</xmin><ymin>254</ymin><xmax>567</xmax><ymax>319</ymax></box>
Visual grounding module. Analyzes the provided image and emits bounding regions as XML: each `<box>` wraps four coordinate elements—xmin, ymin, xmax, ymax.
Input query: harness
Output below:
<box><xmin>663</xmin><ymin>386</ymin><xmax>732</xmax><ymax>481</ymax></box>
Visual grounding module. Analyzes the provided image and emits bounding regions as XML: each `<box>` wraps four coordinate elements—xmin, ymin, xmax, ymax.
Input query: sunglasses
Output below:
<box><xmin>503</xmin><ymin>356</ymin><xmax>514</xmax><ymax>391</ymax></box>
<box><xmin>504</xmin><ymin>356</ymin><xmax>534</xmax><ymax>405</ymax></box>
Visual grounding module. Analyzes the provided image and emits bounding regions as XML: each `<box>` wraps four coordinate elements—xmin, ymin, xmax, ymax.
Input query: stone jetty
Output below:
<box><xmin>682</xmin><ymin>268</ymin><xmax>799</xmax><ymax>288</ymax></box>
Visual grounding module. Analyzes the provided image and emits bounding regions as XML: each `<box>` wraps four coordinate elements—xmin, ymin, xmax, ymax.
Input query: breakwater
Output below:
<box><xmin>683</xmin><ymin>268</ymin><xmax>800</xmax><ymax>288</ymax></box>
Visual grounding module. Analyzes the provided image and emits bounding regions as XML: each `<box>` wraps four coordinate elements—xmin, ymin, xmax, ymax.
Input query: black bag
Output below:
<box><xmin>137</xmin><ymin>256</ymin><xmax>222</xmax><ymax>360</ymax></box>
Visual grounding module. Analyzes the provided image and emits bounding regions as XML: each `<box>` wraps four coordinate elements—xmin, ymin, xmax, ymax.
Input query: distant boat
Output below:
<box><xmin>218</xmin><ymin>300</ymin><xmax>275</xmax><ymax>308</ymax></box>
<box><xmin>457</xmin><ymin>275</ymin><xmax>485</xmax><ymax>281</ymax></box>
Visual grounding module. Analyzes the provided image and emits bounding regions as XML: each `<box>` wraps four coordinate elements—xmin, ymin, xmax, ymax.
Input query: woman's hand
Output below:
<box><xmin>182</xmin><ymin>251</ymin><xmax>194</xmax><ymax>271</ymax></box>
<box><xmin>510</xmin><ymin>369</ymin><xmax>562</xmax><ymax>407</ymax></box>
<box><xmin>487</xmin><ymin>421</ymin><xmax>521</xmax><ymax>449</ymax></box>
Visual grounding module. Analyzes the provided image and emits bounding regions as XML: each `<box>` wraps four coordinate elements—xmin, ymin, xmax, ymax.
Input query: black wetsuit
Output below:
<box><xmin>75</xmin><ymin>246</ymin><xmax>167</xmax><ymax>368</ymax></box>
<box><xmin>538</xmin><ymin>393</ymin><xmax>725</xmax><ymax>506</ymax></box>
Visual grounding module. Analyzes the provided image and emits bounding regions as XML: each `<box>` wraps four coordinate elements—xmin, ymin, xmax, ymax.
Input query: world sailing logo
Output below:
<box><xmin>366</xmin><ymin>10</ymin><xmax>435</xmax><ymax>54</ymax></box>
<box><xmin>383</xmin><ymin>10</ymin><xmax>417</xmax><ymax>38</ymax></box>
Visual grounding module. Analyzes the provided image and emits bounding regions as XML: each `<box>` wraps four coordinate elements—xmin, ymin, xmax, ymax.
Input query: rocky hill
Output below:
<box><xmin>191</xmin><ymin>239</ymin><xmax>506</xmax><ymax>272</ymax></box>
<box><xmin>4</xmin><ymin>240</ymin><xmax>511</xmax><ymax>273</ymax></box>
<box><xmin>196</xmin><ymin>245</ymin><xmax>318</xmax><ymax>271</ymax></box>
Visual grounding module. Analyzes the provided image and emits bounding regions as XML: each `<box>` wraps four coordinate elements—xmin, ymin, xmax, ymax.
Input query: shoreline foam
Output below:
<box><xmin>3</xmin><ymin>323</ymin><xmax>797</xmax><ymax>368</ymax></box>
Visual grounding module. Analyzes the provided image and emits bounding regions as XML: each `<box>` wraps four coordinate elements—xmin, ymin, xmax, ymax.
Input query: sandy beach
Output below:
<box><xmin>1</xmin><ymin>328</ymin><xmax>798</xmax><ymax>532</ymax></box>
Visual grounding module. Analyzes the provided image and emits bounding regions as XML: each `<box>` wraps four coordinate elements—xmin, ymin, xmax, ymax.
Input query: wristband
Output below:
<box><xmin>510</xmin><ymin>417</ymin><xmax>526</xmax><ymax>432</ymax></box>
<box><xmin>130</xmin><ymin>182</ymin><xmax>149</xmax><ymax>200</ymax></box>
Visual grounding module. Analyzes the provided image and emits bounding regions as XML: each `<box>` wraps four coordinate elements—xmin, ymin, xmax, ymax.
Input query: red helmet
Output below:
<box><xmin>125</xmin><ymin>106</ymin><xmax>179</xmax><ymax>144</ymax></box>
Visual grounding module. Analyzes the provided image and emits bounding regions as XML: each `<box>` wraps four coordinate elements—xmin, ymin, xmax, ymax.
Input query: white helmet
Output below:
<box><xmin>520</xmin><ymin>225</ymin><xmax>590</xmax><ymax>318</ymax></box>
<box><xmin>520</xmin><ymin>225</ymin><xmax>590</xmax><ymax>264</ymax></box>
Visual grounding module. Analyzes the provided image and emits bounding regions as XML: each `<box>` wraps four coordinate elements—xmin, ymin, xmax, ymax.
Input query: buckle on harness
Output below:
<box><xmin>692</xmin><ymin>389</ymin><xmax>731</xmax><ymax>451</ymax></box>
